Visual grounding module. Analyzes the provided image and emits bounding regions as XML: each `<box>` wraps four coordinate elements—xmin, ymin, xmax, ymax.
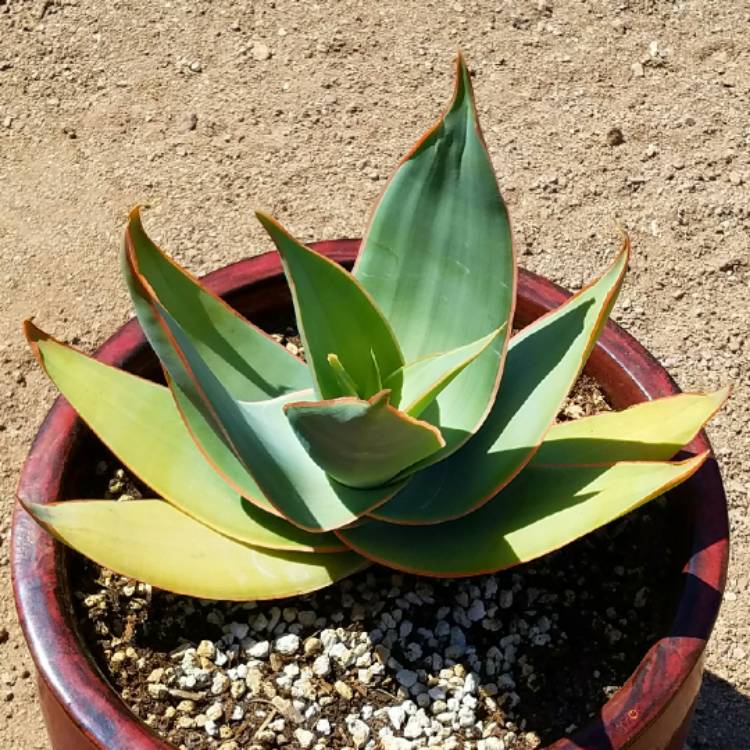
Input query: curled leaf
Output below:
<box><xmin>285</xmin><ymin>390</ymin><xmax>444</xmax><ymax>488</ymax></box>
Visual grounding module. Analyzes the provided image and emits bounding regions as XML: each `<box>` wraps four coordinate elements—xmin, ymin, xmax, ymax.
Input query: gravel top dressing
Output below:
<box><xmin>70</xmin><ymin>372</ymin><xmax>685</xmax><ymax>750</ymax></box>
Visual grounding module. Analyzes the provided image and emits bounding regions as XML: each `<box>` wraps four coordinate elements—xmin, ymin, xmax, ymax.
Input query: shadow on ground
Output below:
<box><xmin>688</xmin><ymin>671</ymin><xmax>750</xmax><ymax>750</ymax></box>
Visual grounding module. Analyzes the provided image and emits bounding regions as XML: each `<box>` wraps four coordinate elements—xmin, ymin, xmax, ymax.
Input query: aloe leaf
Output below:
<box><xmin>353</xmin><ymin>54</ymin><xmax>515</xmax><ymax>457</ymax></box>
<box><xmin>124</xmin><ymin>207</ymin><xmax>311</xmax><ymax>399</ymax></box>
<box><xmin>534</xmin><ymin>387</ymin><xmax>731</xmax><ymax>465</ymax></box>
<box><xmin>368</xmin><ymin>349</ymin><xmax>383</xmax><ymax>393</ymax></box>
<box><xmin>284</xmin><ymin>390</ymin><xmax>445</xmax><ymax>488</ymax></box>
<box><xmin>23</xmin><ymin>323</ymin><xmax>344</xmax><ymax>553</ymax></box>
<box><xmin>122</xmin><ymin>246</ymin><xmax>274</xmax><ymax>506</ymax></box>
<box><xmin>152</xmin><ymin>304</ymin><xmax>408</xmax><ymax>532</ymax></box>
<box><xmin>337</xmin><ymin>453</ymin><xmax>708</xmax><ymax>576</ymax></box>
<box><xmin>371</xmin><ymin>245</ymin><xmax>629</xmax><ymax>524</ymax></box>
<box><xmin>385</xmin><ymin>325</ymin><xmax>506</xmax><ymax>417</ymax></box>
<box><xmin>256</xmin><ymin>213</ymin><xmax>404</xmax><ymax>400</ymax></box>
<box><xmin>22</xmin><ymin>499</ymin><xmax>367</xmax><ymax>600</ymax></box>
<box><xmin>327</xmin><ymin>354</ymin><xmax>360</xmax><ymax>397</ymax></box>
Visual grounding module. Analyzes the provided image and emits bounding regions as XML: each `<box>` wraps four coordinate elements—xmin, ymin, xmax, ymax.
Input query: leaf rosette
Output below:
<box><xmin>20</xmin><ymin>55</ymin><xmax>728</xmax><ymax>600</ymax></box>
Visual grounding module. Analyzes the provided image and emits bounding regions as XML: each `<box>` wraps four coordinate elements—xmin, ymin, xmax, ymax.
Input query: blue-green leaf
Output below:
<box><xmin>285</xmin><ymin>390</ymin><xmax>444</xmax><ymax>488</ymax></box>
<box><xmin>124</xmin><ymin>207</ymin><xmax>310</xmax><ymax>400</ymax></box>
<box><xmin>385</xmin><ymin>326</ymin><xmax>506</xmax><ymax>417</ymax></box>
<box><xmin>257</xmin><ymin>213</ymin><xmax>404</xmax><ymax>400</ymax></box>
<box><xmin>371</xmin><ymin>245</ymin><xmax>629</xmax><ymax>524</ymax></box>
<box><xmin>353</xmin><ymin>54</ymin><xmax>515</xmax><ymax>459</ymax></box>
<box><xmin>152</xmin><ymin>304</ymin><xmax>408</xmax><ymax>532</ymax></box>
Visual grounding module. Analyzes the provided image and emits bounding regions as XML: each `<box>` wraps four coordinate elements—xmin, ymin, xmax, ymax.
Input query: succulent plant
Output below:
<box><xmin>21</xmin><ymin>55</ymin><xmax>727</xmax><ymax>600</ymax></box>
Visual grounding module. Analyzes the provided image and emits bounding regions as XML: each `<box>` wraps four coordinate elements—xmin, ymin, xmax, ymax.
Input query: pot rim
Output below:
<box><xmin>12</xmin><ymin>239</ymin><xmax>729</xmax><ymax>750</ymax></box>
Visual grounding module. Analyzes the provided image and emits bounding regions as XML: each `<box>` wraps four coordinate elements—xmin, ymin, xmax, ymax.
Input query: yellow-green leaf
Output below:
<box><xmin>326</xmin><ymin>354</ymin><xmax>360</xmax><ymax>397</ymax></box>
<box><xmin>23</xmin><ymin>323</ymin><xmax>344</xmax><ymax>553</ymax></box>
<box><xmin>23</xmin><ymin>499</ymin><xmax>367</xmax><ymax>600</ymax></box>
<box><xmin>534</xmin><ymin>388</ymin><xmax>730</xmax><ymax>465</ymax></box>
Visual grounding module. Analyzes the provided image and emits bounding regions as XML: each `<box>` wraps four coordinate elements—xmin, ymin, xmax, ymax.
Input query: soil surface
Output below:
<box><xmin>1</xmin><ymin>1</ymin><xmax>748</xmax><ymax>749</ymax></box>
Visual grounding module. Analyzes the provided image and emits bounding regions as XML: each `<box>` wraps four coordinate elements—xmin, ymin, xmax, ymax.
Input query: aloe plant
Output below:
<box><xmin>21</xmin><ymin>55</ymin><xmax>727</xmax><ymax>600</ymax></box>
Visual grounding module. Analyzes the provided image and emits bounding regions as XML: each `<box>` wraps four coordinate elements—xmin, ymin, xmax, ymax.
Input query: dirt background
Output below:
<box><xmin>1</xmin><ymin>0</ymin><xmax>748</xmax><ymax>748</ymax></box>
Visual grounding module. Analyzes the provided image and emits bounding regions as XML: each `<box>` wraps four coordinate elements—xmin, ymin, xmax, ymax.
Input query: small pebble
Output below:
<box><xmin>334</xmin><ymin>679</ymin><xmax>353</xmax><ymax>699</ymax></box>
<box><xmin>274</xmin><ymin>633</ymin><xmax>300</xmax><ymax>655</ymax></box>
<box><xmin>606</xmin><ymin>127</ymin><xmax>625</xmax><ymax>146</ymax></box>
<box><xmin>315</xmin><ymin>717</ymin><xmax>332</xmax><ymax>735</ymax></box>
<box><xmin>178</xmin><ymin>112</ymin><xmax>198</xmax><ymax>132</ymax></box>
<box><xmin>304</xmin><ymin>637</ymin><xmax>323</xmax><ymax>656</ymax></box>
<box><xmin>347</xmin><ymin>717</ymin><xmax>370</xmax><ymax>748</ymax></box>
<box><xmin>252</xmin><ymin>43</ymin><xmax>271</xmax><ymax>61</ymax></box>
<box><xmin>312</xmin><ymin>654</ymin><xmax>331</xmax><ymax>677</ymax></box>
<box><xmin>294</xmin><ymin>728</ymin><xmax>315</xmax><ymax>749</ymax></box>
<box><xmin>396</xmin><ymin>669</ymin><xmax>418</xmax><ymax>688</ymax></box>
<box><xmin>388</xmin><ymin>704</ymin><xmax>406</xmax><ymax>730</ymax></box>
<box><xmin>196</xmin><ymin>640</ymin><xmax>216</xmax><ymax>660</ymax></box>
<box><xmin>248</xmin><ymin>640</ymin><xmax>270</xmax><ymax>659</ymax></box>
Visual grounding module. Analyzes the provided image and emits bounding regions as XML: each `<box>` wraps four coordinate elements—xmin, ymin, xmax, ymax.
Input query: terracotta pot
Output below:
<box><xmin>12</xmin><ymin>240</ymin><xmax>728</xmax><ymax>750</ymax></box>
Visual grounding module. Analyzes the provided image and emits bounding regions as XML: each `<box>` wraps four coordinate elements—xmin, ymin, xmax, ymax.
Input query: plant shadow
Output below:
<box><xmin>688</xmin><ymin>671</ymin><xmax>750</xmax><ymax>750</ymax></box>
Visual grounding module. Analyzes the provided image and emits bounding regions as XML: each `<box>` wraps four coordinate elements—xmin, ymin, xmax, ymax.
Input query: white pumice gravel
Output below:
<box><xmin>74</xmin><ymin>379</ymin><xmax>680</xmax><ymax>750</ymax></box>
<box><xmin>274</xmin><ymin>633</ymin><xmax>301</xmax><ymax>655</ymax></box>
<box><xmin>246</xmin><ymin>640</ymin><xmax>270</xmax><ymax>659</ymax></box>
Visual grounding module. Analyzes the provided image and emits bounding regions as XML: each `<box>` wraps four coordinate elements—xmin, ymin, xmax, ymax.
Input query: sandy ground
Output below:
<box><xmin>1</xmin><ymin>1</ymin><xmax>748</xmax><ymax>748</ymax></box>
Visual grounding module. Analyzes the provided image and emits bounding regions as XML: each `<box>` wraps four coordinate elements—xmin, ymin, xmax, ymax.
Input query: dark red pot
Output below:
<box><xmin>12</xmin><ymin>240</ymin><xmax>728</xmax><ymax>750</ymax></box>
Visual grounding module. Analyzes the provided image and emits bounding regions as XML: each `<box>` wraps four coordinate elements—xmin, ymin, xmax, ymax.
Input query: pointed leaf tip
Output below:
<box><xmin>718</xmin><ymin>383</ymin><xmax>733</xmax><ymax>404</ymax></box>
<box><xmin>326</xmin><ymin>353</ymin><xmax>361</xmax><ymax>398</ymax></box>
<box><xmin>354</xmin><ymin>53</ymin><xmax>514</xmax><ymax>463</ymax></box>
<box><xmin>255</xmin><ymin>210</ymin><xmax>283</xmax><ymax>237</ymax></box>
<box><xmin>453</xmin><ymin>51</ymin><xmax>472</xmax><ymax>98</ymax></box>
<box><xmin>368</xmin><ymin>389</ymin><xmax>392</xmax><ymax>409</ymax></box>
<box><xmin>535</xmin><ymin>391</ymin><xmax>726</xmax><ymax>467</ymax></box>
<box><xmin>23</xmin><ymin>319</ymin><xmax>46</xmax><ymax>343</ymax></box>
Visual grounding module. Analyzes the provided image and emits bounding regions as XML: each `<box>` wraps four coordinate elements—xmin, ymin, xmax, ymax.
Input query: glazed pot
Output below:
<box><xmin>12</xmin><ymin>240</ymin><xmax>728</xmax><ymax>750</ymax></box>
